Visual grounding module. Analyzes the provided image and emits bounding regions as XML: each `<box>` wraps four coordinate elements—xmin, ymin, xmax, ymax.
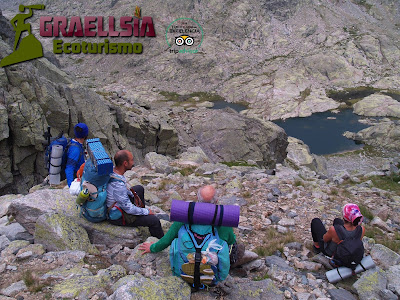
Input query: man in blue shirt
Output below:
<box><xmin>106</xmin><ymin>150</ymin><xmax>164</xmax><ymax>239</ymax></box>
<box><xmin>65</xmin><ymin>123</ymin><xmax>88</xmax><ymax>187</ymax></box>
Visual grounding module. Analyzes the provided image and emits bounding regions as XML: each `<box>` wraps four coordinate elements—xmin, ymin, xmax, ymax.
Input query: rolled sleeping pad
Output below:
<box><xmin>170</xmin><ymin>199</ymin><xmax>240</xmax><ymax>227</ymax></box>
<box><xmin>49</xmin><ymin>144</ymin><xmax>63</xmax><ymax>185</ymax></box>
<box><xmin>326</xmin><ymin>255</ymin><xmax>375</xmax><ymax>283</ymax></box>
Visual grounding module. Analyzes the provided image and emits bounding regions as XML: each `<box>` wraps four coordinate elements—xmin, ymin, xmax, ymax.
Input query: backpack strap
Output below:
<box><xmin>184</xmin><ymin>224</ymin><xmax>207</xmax><ymax>291</ymax></box>
<box><xmin>188</xmin><ymin>202</ymin><xmax>196</xmax><ymax>232</ymax></box>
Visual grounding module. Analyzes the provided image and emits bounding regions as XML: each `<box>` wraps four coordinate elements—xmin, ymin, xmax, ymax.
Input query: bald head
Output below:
<box><xmin>197</xmin><ymin>185</ymin><xmax>216</xmax><ymax>203</ymax></box>
<box><xmin>114</xmin><ymin>150</ymin><xmax>132</xmax><ymax>167</ymax></box>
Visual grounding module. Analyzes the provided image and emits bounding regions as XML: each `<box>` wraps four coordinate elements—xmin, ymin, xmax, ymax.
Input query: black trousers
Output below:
<box><xmin>109</xmin><ymin>185</ymin><xmax>164</xmax><ymax>239</ymax></box>
<box><xmin>311</xmin><ymin>218</ymin><xmax>343</xmax><ymax>256</ymax></box>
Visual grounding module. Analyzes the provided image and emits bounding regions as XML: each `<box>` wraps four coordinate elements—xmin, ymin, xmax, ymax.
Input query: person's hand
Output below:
<box><xmin>148</xmin><ymin>209</ymin><xmax>154</xmax><ymax>215</ymax></box>
<box><xmin>138</xmin><ymin>242</ymin><xmax>154</xmax><ymax>255</ymax></box>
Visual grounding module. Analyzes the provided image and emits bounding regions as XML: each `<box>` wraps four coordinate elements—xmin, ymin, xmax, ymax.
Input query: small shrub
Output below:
<box><xmin>22</xmin><ymin>270</ymin><xmax>35</xmax><ymax>287</ymax></box>
<box><xmin>330</xmin><ymin>188</ymin><xmax>339</xmax><ymax>196</ymax></box>
<box><xmin>358</xmin><ymin>204</ymin><xmax>374</xmax><ymax>220</ymax></box>
<box><xmin>253</xmin><ymin>273</ymin><xmax>270</xmax><ymax>281</ymax></box>
<box><xmin>294</xmin><ymin>180</ymin><xmax>303</xmax><ymax>187</ymax></box>
<box><xmin>242</xmin><ymin>191</ymin><xmax>251</xmax><ymax>198</ymax></box>
<box><xmin>178</xmin><ymin>166</ymin><xmax>196</xmax><ymax>176</ymax></box>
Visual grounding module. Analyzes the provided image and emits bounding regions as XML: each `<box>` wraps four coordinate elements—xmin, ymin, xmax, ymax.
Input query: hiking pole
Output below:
<box><xmin>43</xmin><ymin>126</ymin><xmax>51</xmax><ymax>147</ymax></box>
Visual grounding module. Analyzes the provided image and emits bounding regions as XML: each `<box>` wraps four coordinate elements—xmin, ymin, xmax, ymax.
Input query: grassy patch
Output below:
<box><xmin>330</xmin><ymin>188</ymin><xmax>339</xmax><ymax>196</ymax></box>
<box><xmin>159</xmin><ymin>91</ymin><xmax>181</xmax><ymax>101</ymax></box>
<box><xmin>254</xmin><ymin>228</ymin><xmax>295</xmax><ymax>257</ymax></box>
<box><xmin>253</xmin><ymin>273</ymin><xmax>270</xmax><ymax>281</ymax></box>
<box><xmin>326</xmin><ymin>86</ymin><xmax>379</xmax><ymax>105</ymax></box>
<box><xmin>358</xmin><ymin>204</ymin><xmax>374</xmax><ymax>220</ymax></box>
<box><xmin>242</xmin><ymin>191</ymin><xmax>251</xmax><ymax>198</ymax></box>
<box><xmin>221</xmin><ymin>161</ymin><xmax>258</xmax><ymax>167</ymax></box>
<box><xmin>177</xmin><ymin>166</ymin><xmax>197</xmax><ymax>177</ymax></box>
<box><xmin>75</xmin><ymin>58</ymin><xmax>84</xmax><ymax>64</ymax></box>
<box><xmin>367</xmin><ymin>176</ymin><xmax>400</xmax><ymax>195</ymax></box>
<box><xmin>22</xmin><ymin>270</ymin><xmax>49</xmax><ymax>293</ymax></box>
<box><xmin>294</xmin><ymin>179</ymin><xmax>303</xmax><ymax>187</ymax></box>
<box><xmin>95</xmin><ymin>91</ymin><xmax>114</xmax><ymax>97</ymax></box>
<box><xmin>365</xmin><ymin>226</ymin><xmax>400</xmax><ymax>253</ymax></box>
<box><xmin>357</xmin><ymin>0</ymin><xmax>373</xmax><ymax>10</ymax></box>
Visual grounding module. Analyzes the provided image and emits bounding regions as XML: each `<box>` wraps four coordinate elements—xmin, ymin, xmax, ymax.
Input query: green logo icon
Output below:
<box><xmin>0</xmin><ymin>4</ymin><xmax>45</xmax><ymax>67</ymax></box>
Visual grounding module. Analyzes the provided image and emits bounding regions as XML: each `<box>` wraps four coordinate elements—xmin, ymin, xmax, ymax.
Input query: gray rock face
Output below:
<box><xmin>0</xmin><ymin>235</ymin><xmax>10</xmax><ymax>251</ymax></box>
<box><xmin>172</xmin><ymin>109</ymin><xmax>288</xmax><ymax>168</ymax></box>
<box><xmin>353</xmin><ymin>268</ymin><xmax>388</xmax><ymax>300</ymax></box>
<box><xmin>327</xmin><ymin>289</ymin><xmax>357</xmax><ymax>300</ymax></box>
<box><xmin>218</xmin><ymin>276</ymin><xmax>284</xmax><ymax>300</ymax></box>
<box><xmin>8</xmin><ymin>189</ymin><xmax>144</xmax><ymax>248</ymax></box>
<box><xmin>108</xmin><ymin>273</ymin><xmax>191</xmax><ymax>300</ymax></box>
<box><xmin>0</xmin><ymin>221</ymin><xmax>33</xmax><ymax>242</ymax></box>
<box><xmin>144</xmin><ymin>152</ymin><xmax>173</xmax><ymax>173</ymax></box>
<box><xmin>386</xmin><ymin>265</ymin><xmax>400</xmax><ymax>296</ymax></box>
<box><xmin>370</xmin><ymin>244</ymin><xmax>400</xmax><ymax>269</ymax></box>
<box><xmin>353</xmin><ymin>94</ymin><xmax>400</xmax><ymax>118</ymax></box>
<box><xmin>343</xmin><ymin>120</ymin><xmax>400</xmax><ymax>151</ymax></box>
<box><xmin>35</xmin><ymin>213</ymin><xmax>97</xmax><ymax>253</ymax></box>
<box><xmin>265</xmin><ymin>255</ymin><xmax>295</xmax><ymax>272</ymax></box>
<box><xmin>285</xmin><ymin>137</ymin><xmax>328</xmax><ymax>175</ymax></box>
<box><xmin>0</xmin><ymin>280</ymin><xmax>27</xmax><ymax>297</ymax></box>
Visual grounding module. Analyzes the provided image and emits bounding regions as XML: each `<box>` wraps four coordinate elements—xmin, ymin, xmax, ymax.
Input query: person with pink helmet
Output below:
<box><xmin>311</xmin><ymin>203</ymin><xmax>365</xmax><ymax>265</ymax></box>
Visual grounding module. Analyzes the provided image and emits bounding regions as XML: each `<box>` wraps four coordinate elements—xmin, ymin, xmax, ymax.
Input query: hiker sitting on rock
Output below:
<box><xmin>65</xmin><ymin>123</ymin><xmax>88</xmax><ymax>187</ymax></box>
<box><xmin>311</xmin><ymin>203</ymin><xmax>365</xmax><ymax>266</ymax></box>
<box><xmin>139</xmin><ymin>185</ymin><xmax>245</xmax><ymax>267</ymax></box>
<box><xmin>106</xmin><ymin>150</ymin><xmax>164</xmax><ymax>239</ymax></box>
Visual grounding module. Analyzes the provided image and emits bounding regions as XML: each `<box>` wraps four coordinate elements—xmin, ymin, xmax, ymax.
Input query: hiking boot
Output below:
<box><xmin>230</xmin><ymin>243</ymin><xmax>246</xmax><ymax>268</ymax></box>
<box><xmin>182</xmin><ymin>263</ymin><xmax>214</xmax><ymax>276</ymax></box>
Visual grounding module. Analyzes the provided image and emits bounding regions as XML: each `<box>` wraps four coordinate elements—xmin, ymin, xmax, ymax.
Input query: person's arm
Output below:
<box><xmin>218</xmin><ymin>226</ymin><xmax>236</xmax><ymax>245</ymax></box>
<box><xmin>323</xmin><ymin>226</ymin><xmax>335</xmax><ymax>243</ymax></box>
<box><xmin>361</xmin><ymin>226</ymin><xmax>365</xmax><ymax>239</ymax></box>
<box><xmin>112</xmin><ymin>181</ymin><xmax>149</xmax><ymax>215</ymax></box>
<box><xmin>65</xmin><ymin>146</ymin><xmax>80</xmax><ymax>187</ymax></box>
<box><xmin>150</xmin><ymin>222</ymin><xmax>183</xmax><ymax>253</ymax></box>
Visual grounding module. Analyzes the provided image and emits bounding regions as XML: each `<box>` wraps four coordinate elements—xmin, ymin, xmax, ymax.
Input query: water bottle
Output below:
<box><xmin>76</xmin><ymin>188</ymin><xmax>89</xmax><ymax>205</ymax></box>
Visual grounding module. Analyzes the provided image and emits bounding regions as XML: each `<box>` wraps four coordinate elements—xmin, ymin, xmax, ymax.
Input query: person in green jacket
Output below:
<box><xmin>138</xmin><ymin>185</ymin><xmax>238</xmax><ymax>255</ymax></box>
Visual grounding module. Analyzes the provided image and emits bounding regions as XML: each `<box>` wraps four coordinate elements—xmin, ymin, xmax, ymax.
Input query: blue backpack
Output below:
<box><xmin>169</xmin><ymin>224</ymin><xmax>230</xmax><ymax>290</ymax></box>
<box><xmin>79</xmin><ymin>159</ymin><xmax>121</xmax><ymax>222</ymax></box>
<box><xmin>44</xmin><ymin>135</ymin><xmax>82</xmax><ymax>173</ymax></box>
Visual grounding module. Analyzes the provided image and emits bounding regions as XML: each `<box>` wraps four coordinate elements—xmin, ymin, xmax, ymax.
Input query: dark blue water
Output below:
<box><xmin>212</xmin><ymin>101</ymin><xmax>247</xmax><ymax>112</ymax></box>
<box><xmin>274</xmin><ymin>109</ymin><xmax>370</xmax><ymax>155</ymax></box>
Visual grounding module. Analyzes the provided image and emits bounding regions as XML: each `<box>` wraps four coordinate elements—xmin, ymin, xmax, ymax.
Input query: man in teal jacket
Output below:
<box><xmin>139</xmin><ymin>185</ymin><xmax>236</xmax><ymax>253</ymax></box>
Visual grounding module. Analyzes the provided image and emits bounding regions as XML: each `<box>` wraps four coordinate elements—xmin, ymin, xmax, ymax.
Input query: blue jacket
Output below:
<box><xmin>65</xmin><ymin>139</ymin><xmax>85</xmax><ymax>187</ymax></box>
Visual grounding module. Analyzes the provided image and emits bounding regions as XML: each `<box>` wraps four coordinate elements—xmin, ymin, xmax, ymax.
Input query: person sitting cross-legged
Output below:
<box><xmin>106</xmin><ymin>150</ymin><xmax>164</xmax><ymax>239</ymax></box>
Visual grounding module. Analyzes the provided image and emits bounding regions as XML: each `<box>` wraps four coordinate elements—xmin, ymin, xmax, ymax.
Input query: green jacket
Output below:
<box><xmin>150</xmin><ymin>221</ymin><xmax>236</xmax><ymax>253</ymax></box>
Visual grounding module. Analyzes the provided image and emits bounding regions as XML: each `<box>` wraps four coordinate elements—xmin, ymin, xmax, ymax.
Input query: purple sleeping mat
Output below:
<box><xmin>170</xmin><ymin>199</ymin><xmax>240</xmax><ymax>227</ymax></box>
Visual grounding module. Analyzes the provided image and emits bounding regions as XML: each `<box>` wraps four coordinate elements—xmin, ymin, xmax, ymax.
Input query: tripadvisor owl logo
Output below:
<box><xmin>165</xmin><ymin>18</ymin><xmax>203</xmax><ymax>54</ymax></box>
<box><xmin>0</xmin><ymin>4</ymin><xmax>45</xmax><ymax>67</ymax></box>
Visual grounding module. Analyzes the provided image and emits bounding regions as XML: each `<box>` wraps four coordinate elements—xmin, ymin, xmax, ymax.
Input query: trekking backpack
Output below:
<box><xmin>44</xmin><ymin>133</ymin><xmax>81</xmax><ymax>173</ymax></box>
<box><xmin>169</xmin><ymin>224</ymin><xmax>230</xmax><ymax>290</ymax></box>
<box><xmin>333</xmin><ymin>225</ymin><xmax>364</xmax><ymax>270</ymax></box>
<box><xmin>78</xmin><ymin>138</ymin><xmax>114</xmax><ymax>223</ymax></box>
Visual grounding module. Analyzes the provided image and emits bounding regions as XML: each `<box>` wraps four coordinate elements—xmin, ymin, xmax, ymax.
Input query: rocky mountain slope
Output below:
<box><xmin>0</xmin><ymin>9</ymin><xmax>287</xmax><ymax>195</ymax></box>
<box><xmin>0</xmin><ymin>147</ymin><xmax>400</xmax><ymax>299</ymax></box>
<box><xmin>2</xmin><ymin>0</ymin><xmax>399</xmax><ymax>120</ymax></box>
